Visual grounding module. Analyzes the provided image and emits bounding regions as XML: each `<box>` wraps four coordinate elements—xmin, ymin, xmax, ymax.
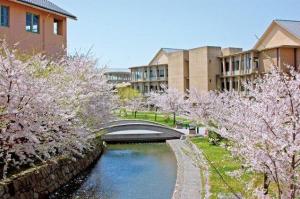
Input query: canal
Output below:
<box><xmin>52</xmin><ymin>143</ymin><xmax>177</xmax><ymax>199</ymax></box>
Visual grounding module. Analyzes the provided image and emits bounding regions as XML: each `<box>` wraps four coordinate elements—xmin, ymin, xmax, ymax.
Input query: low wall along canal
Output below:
<box><xmin>0</xmin><ymin>140</ymin><xmax>104</xmax><ymax>199</ymax></box>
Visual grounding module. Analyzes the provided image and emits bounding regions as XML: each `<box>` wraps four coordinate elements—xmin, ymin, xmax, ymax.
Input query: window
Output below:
<box><xmin>221</xmin><ymin>82</ymin><xmax>225</xmax><ymax>91</ymax></box>
<box><xmin>143</xmin><ymin>70</ymin><xmax>147</xmax><ymax>79</ymax></box>
<box><xmin>245</xmin><ymin>53</ymin><xmax>251</xmax><ymax>70</ymax></box>
<box><xmin>0</xmin><ymin>6</ymin><xmax>9</xmax><ymax>27</ymax></box>
<box><xmin>225</xmin><ymin>62</ymin><xmax>230</xmax><ymax>72</ymax></box>
<box><xmin>235</xmin><ymin>60</ymin><xmax>239</xmax><ymax>71</ymax></box>
<box><xmin>254</xmin><ymin>57</ymin><xmax>259</xmax><ymax>69</ymax></box>
<box><xmin>221</xmin><ymin>62</ymin><xmax>223</xmax><ymax>73</ymax></box>
<box><xmin>26</xmin><ymin>13</ymin><xmax>39</xmax><ymax>33</ymax></box>
<box><xmin>136</xmin><ymin>70</ymin><xmax>141</xmax><ymax>80</ymax></box>
<box><xmin>226</xmin><ymin>81</ymin><xmax>230</xmax><ymax>91</ymax></box>
<box><xmin>241</xmin><ymin>59</ymin><xmax>244</xmax><ymax>71</ymax></box>
<box><xmin>159</xmin><ymin>69</ymin><xmax>164</xmax><ymax>77</ymax></box>
<box><xmin>150</xmin><ymin>70</ymin><xmax>155</xmax><ymax>78</ymax></box>
<box><xmin>54</xmin><ymin>19</ymin><xmax>62</xmax><ymax>35</ymax></box>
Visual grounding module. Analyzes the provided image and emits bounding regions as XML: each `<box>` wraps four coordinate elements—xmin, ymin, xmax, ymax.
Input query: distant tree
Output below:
<box><xmin>146</xmin><ymin>91</ymin><xmax>161</xmax><ymax>121</ymax></box>
<box><xmin>155</xmin><ymin>86</ymin><xmax>186</xmax><ymax>126</ymax></box>
<box><xmin>115</xmin><ymin>85</ymin><xmax>140</xmax><ymax>116</ymax></box>
<box><xmin>116</xmin><ymin>85</ymin><xmax>140</xmax><ymax>102</ymax></box>
<box><xmin>126</xmin><ymin>96</ymin><xmax>145</xmax><ymax>118</ymax></box>
<box><xmin>186</xmin><ymin>89</ymin><xmax>215</xmax><ymax>126</ymax></box>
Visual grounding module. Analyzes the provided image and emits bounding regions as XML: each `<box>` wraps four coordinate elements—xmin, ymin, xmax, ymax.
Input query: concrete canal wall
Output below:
<box><xmin>0</xmin><ymin>140</ymin><xmax>104</xmax><ymax>199</ymax></box>
<box><xmin>167</xmin><ymin>139</ymin><xmax>202</xmax><ymax>199</ymax></box>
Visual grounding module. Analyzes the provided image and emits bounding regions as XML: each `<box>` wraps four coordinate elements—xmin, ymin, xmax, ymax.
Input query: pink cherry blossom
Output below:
<box><xmin>186</xmin><ymin>67</ymin><xmax>300</xmax><ymax>198</ymax></box>
<box><xmin>0</xmin><ymin>41</ymin><xmax>114</xmax><ymax>179</ymax></box>
<box><xmin>147</xmin><ymin>85</ymin><xmax>186</xmax><ymax>125</ymax></box>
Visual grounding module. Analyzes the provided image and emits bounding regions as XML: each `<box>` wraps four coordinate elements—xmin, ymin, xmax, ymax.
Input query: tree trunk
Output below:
<box><xmin>173</xmin><ymin>112</ymin><xmax>176</xmax><ymax>126</ymax></box>
<box><xmin>155</xmin><ymin>107</ymin><xmax>158</xmax><ymax>121</ymax></box>
<box><xmin>263</xmin><ymin>173</ymin><xmax>270</xmax><ymax>195</ymax></box>
<box><xmin>134</xmin><ymin>111</ymin><xmax>137</xmax><ymax>118</ymax></box>
<box><xmin>289</xmin><ymin>154</ymin><xmax>296</xmax><ymax>199</ymax></box>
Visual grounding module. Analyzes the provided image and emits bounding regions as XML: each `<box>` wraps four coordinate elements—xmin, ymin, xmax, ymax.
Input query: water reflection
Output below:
<box><xmin>72</xmin><ymin>143</ymin><xmax>177</xmax><ymax>199</ymax></box>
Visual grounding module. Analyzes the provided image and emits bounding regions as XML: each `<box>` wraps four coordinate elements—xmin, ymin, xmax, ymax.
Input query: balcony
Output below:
<box><xmin>150</xmin><ymin>76</ymin><xmax>167</xmax><ymax>81</ymax></box>
<box><xmin>234</xmin><ymin>70</ymin><xmax>240</xmax><ymax>75</ymax></box>
<box><xmin>131</xmin><ymin>76</ymin><xmax>167</xmax><ymax>82</ymax></box>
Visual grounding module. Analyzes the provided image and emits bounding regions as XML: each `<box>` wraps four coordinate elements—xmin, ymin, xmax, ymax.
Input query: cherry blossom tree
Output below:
<box><xmin>186</xmin><ymin>89</ymin><xmax>216</xmax><ymax>127</ymax></box>
<box><xmin>146</xmin><ymin>91</ymin><xmax>161</xmax><ymax>121</ymax></box>
<box><xmin>186</xmin><ymin>67</ymin><xmax>300</xmax><ymax>198</ymax></box>
<box><xmin>0</xmin><ymin>41</ymin><xmax>114</xmax><ymax>179</ymax></box>
<box><xmin>154</xmin><ymin>86</ymin><xmax>186</xmax><ymax>126</ymax></box>
<box><xmin>47</xmin><ymin>52</ymin><xmax>115</xmax><ymax>131</ymax></box>
<box><xmin>0</xmin><ymin>45</ymin><xmax>56</xmax><ymax>178</ymax></box>
<box><xmin>126</xmin><ymin>96</ymin><xmax>145</xmax><ymax>118</ymax></box>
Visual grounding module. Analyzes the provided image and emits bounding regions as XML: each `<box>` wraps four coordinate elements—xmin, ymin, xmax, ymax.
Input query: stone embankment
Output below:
<box><xmin>167</xmin><ymin>139</ymin><xmax>202</xmax><ymax>199</ymax></box>
<box><xmin>0</xmin><ymin>140</ymin><xmax>104</xmax><ymax>199</ymax></box>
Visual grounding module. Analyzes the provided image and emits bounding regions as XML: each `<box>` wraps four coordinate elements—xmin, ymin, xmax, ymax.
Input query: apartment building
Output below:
<box><xmin>130</xmin><ymin>48</ymin><xmax>189</xmax><ymax>94</ymax></box>
<box><xmin>0</xmin><ymin>0</ymin><xmax>76</xmax><ymax>56</ymax></box>
<box><xmin>219</xmin><ymin>20</ymin><xmax>300</xmax><ymax>91</ymax></box>
<box><xmin>130</xmin><ymin>19</ymin><xmax>300</xmax><ymax>94</ymax></box>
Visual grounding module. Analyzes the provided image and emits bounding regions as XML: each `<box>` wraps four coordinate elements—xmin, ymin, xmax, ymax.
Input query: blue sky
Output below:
<box><xmin>52</xmin><ymin>0</ymin><xmax>300</xmax><ymax>69</ymax></box>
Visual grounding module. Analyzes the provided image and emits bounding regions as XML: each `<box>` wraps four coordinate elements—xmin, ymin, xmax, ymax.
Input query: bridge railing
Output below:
<box><xmin>102</xmin><ymin>119</ymin><xmax>167</xmax><ymax>128</ymax></box>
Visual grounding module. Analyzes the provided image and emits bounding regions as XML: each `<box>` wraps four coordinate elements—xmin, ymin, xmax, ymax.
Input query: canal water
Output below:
<box><xmin>53</xmin><ymin>143</ymin><xmax>177</xmax><ymax>199</ymax></box>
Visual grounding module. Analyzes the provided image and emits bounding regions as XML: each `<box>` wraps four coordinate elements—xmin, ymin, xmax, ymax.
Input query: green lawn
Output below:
<box><xmin>118</xmin><ymin>110</ymin><xmax>190</xmax><ymax>128</ymax></box>
<box><xmin>192</xmin><ymin>137</ymin><xmax>265</xmax><ymax>199</ymax></box>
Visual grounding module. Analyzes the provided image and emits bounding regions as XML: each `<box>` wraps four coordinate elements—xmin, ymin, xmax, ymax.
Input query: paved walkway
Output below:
<box><xmin>167</xmin><ymin>140</ymin><xmax>202</xmax><ymax>199</ymax></box>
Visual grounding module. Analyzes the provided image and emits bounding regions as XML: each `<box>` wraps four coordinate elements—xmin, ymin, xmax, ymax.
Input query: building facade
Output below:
<box><xmin>130</xmin><ymin>20</ymin><xmax>300</xmax><ymax>94</ymax></box>
<box><xmin>0</xmin><ymin>0</ymin><xmax>76</xmax><ymax>56</ymax></box>
<box><xmin>105</xmin><ymin>68</ymin><xmax>131</xmax><ymax>84</ymax></box>
<box><xmin>130</xmin><ymin>63</ymin><xmax>168</xmax><ymax>94</ymax></box>
<box><xmin>130</xmin><ymin>48</ymin><xmax>189</xmax><ymax>94</ymax></box>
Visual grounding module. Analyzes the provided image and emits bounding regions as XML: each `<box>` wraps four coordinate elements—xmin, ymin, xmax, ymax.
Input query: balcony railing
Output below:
<box><xmin>132</xmin><ymin>76</ymin><xmax>167</xmax><ymax>82</ymax></box>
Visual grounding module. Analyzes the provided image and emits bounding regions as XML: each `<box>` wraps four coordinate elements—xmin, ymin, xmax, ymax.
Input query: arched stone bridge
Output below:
<box><xmin>98</xmin><ymin>120</ymin><xmax>184</xmax><ymax>143</ymax></box>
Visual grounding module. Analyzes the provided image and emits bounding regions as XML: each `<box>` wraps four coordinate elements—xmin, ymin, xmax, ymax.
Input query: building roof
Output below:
<box><xmin>129</xmin><ymin>63</ymin><xmax>168</xmax><ymax>69</ymax></box>
<box><xmin>16</xmin><ymin>0</ymin><xmax>77</xmax><ymax>19</ymax></box>
<box><xmin>161</xmin><ymin>48</ymin><xmax>185</xmax><ymax>53</ymax></box>
<box><xmin>274</xmin><ymin>19</ymin><xmax>300</xmax><ymax>40</ymax></box>
<box><xmin>105</xmin><ymin>68</ymin><xmax>130</xmax><ymax>73</ymax></box>
<box><xmin>148</xmin><ymin>48</ymin><xmax>185</xmax><ymax>65</ymax></box>
<box><xmin>253</xmin><ymin>19</ymin><xmax>300</xmax><ymax>50</ymax></box>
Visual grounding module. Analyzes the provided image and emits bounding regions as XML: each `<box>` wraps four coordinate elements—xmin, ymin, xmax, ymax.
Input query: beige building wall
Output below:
<box><xmin>297</xmin><ymin>49</ymin><xmax>300</xmax><ymax>70</ymax></box>
<box><xmin>207</xmin><ymin>47</ymin><xmax>223</xmax><ymax>90</ymax></box>
<box><xmin>189</xmin><ymin>47</ymin><xmax>208</xmax><ymax>92</ymax></box>
<box><xmin>221</xmin><ymin>47</ymin><xmax>242</xmax><ymax>56</ymax></box>
<box><xmin>189</xmin><ymin>46</ymin><xmax>222</xmax><ymax>92</ymax></box>
<box><xmin>255</xmin><ymin>24</ymin><xmax>300</xmax><ymax>51</ymax></box>
<box><xmin>149</xmin><ymin>52</ymin><xmax>168</xmax><ymax>65</ymax></box>
<box><xmin>168</xmin><ymin>50</ymin><xmax>189</xmax><ymax>93</ymax></box>
<box><xmin>258</xmin><ymin>48</ymin><xmax>278</xmax><ymax>73</ymax></box>
<box><xmin>259</xmin><ymin>47</ymin><xmax>300</xmax><ymax>73</ymax></box>
<box><xmin>280</xmin><ymin>47</ymin><xmax>295</xmax><ymax>72</ymax></box>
